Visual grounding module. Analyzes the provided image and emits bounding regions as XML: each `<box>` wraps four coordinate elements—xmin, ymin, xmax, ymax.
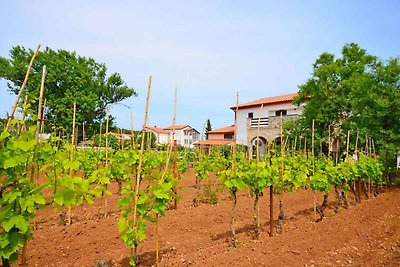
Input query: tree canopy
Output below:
<box><xmin>0</xmin><ymin>46</ymin><xmax>137</xmax><ymax>135</ymax></box>
<box><xmin>289</xmin><ymin>43</ymin><xmax>400</xmax><ymax>166</ymax></box>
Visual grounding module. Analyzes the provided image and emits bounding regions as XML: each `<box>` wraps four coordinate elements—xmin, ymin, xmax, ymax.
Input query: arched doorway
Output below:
<box><xmin>251</xmin><ymin>136</ymin><xmax>267</xmax><ymax>159</ymax></box>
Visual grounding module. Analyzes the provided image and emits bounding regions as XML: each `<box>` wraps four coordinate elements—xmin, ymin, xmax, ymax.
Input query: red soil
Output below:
<box><xmin>17</xmin><ymin>168</ymin><xmax>400</xmax><ymax>266</ymax></box>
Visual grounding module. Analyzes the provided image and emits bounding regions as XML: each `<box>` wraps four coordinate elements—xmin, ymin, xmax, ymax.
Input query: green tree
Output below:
<box><xmin>205</xmin><ymin>119</ymin><xmax>212</xmax><ymax>140</ymax></box>
<box><xmin>0</xmin><ymin>46</ymin><xmax>137</xmax><ymax>136</ymax></box>
<box><xmin>292</xmin><ymin>43</ymin><xmax>400</xmax><ymax>166</ymax></box>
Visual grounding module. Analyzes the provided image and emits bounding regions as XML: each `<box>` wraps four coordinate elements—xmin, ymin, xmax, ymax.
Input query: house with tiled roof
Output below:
<box><xmin>146</xmin><ymin>124</ymin><xmax>200</xmax><ymax>148</ymax></box>
<box><xmin>208</xmin><ymin>125</ymin><xmax>235</xmax><ymax>140</ymax></box>
<box><xmin>165</xmin><ymin>125</ymin><xmax>200</xmax><ymax>148</ymax></box>
<box><xmin>231</xmin><ymin>93</ymin><xmax>303</xmax><ymax>154</ymax></box>
<box><xmin>194</xmin><ymin>125</ymin><xmax>235</xmax><ymax>150</ymax></box>
<box><xmin>146</xmin><ymin>126</ymin><xmax>170</xmax><ymax>145</ymax></box>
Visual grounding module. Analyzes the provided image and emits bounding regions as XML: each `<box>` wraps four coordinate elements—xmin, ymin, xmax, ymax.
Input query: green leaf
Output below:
<box><xmin>2</xmin><ymin>215</ymin><xmax>29</xmax><ymax>233</ymax></box>
<box><xmin>3</xmin><ymin>157</ymin><xmax>19</xmax><ymax>169</ymax></box>
<box><xmin>0</xmin><ymin>131</ymin><xmax>10</xmax><ymax>141</ymax></box>
<box><xmin>118</xmin><ymin>197</ymin><xmax>131</xmax><ymax>208</ymax></box>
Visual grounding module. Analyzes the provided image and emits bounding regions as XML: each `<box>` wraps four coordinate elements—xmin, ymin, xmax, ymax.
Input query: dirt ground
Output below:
<box><xmin>17</xmin><ymin>168</ymin><xmax>400</xmax><ymax>266</ymax></box>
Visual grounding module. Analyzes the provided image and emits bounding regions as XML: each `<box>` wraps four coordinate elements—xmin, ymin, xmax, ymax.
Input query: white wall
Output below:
<box><xmin>235</xmin><ymin>102</ymin><xmax>303</xmax><ymax>145</ymax></box>
<box><xmin>158</xmin><ymin>132</ymin><xmax>170</xmax><ymax>144</ymax></box>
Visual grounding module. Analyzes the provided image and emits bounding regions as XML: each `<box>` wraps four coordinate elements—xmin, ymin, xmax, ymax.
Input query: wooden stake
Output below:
<box><xmin>372</xmin><ymin>139</ymin><xmax>376</xmax><ymax>157</ymax></box>
<box><xmin>346</xmin><ymin>130</ymin><xmax>350</xmax><ymax>160</ymax></box>
<box><xmin>328</xmin><ymin>125</ymin><xmax>331</xmax><ymax>159</ymax></box>
<box><xmin>130</xmin><ymin>111</ymin><xmax>135</xmax><ymax>149</ymax></box>
<box><xmin>35</xmin><ymin>66</ymin><xmax>46</xmax><ymax>139</ymax></box>
<box><xmin>172</xmin><ymin>87</ymin><xmax>178</xmax><ymax>210</ymax></box>
<box><xmin>173</xmin><ymin>140</ymin><xmax>178</xmax><ymax>209</ymax></box>
<box><xmin>40</xmin><ymin>99</ymin><xmax>46</xmax><ymax>134</ymax></box>
<box><xmin>256</xmin><ymin>104</ymin><xmax>264</xmax><ymax>162</ymax></box>
<box><xmin>5</xmin><ymin>45</ymin><xmax>41</xmax><ymax>133</ymax></box>
<box><xmin>355</xmin><ymin>131</ymin><xmax>359</xmax><ymax>153</ymax></box>
<box><xmin>105</xmin><ymin>107</ymin><xmax>110</xmax><ymax>166</ymax></box>
<box><xmin>71</xmin><ymin>103</ymin><xmax>76</xmax><ymax>156</ymax></box>
<box><xmin>20</xmin><ymin>94</ymin><xmax>29</xmax><ymax>133</ymax></box>
<box><xmin>155</xmin><ymin>214</ymin><xmax>160</xmax><ymax>267</ymax></box>
<box><xmin>67</xmin><ymin>102</ymin><xmax>77</xmax><ymax>226</ymax></box>
<box><xmin>99</xmin><ymin>123</ymin><xmax>102</xmax><ymax>150</ymax></box>
<box><xmin>304</xmin><ymin>137</ymin><xmax>307</xmax><ymax>156</ymax></box>
<box><xmin>232</xmin><ymin>92</ymin><xmax>239</xmax><ymax>170</ymax></box>
<box><xmin>118</xmin><ymin>128</ymin><xmax>121</xmax><ymax>149</ymax></box>
<box><xmin>231</xmin><ymin>92</ymin><xmax>239</xmax><ymax>243</ymax></box>
<box><xmin>102</xmin><ymin>106</ymin><xmax>110</xmax><ymax>217</ymax></box>
<box><xmin>132</xmin><ymin>76</ymin><xmax>152</xmax><ymax>263</ymax></box>
<box><xmin>312</xmin><ymin>119</ymin><xmax>316</xmax><ymax>221</ymax></box>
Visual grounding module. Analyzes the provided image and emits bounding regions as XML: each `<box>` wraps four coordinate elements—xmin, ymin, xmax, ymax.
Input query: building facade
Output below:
<box><xmin>146</xmin><ymin>126</ymin><xmax>170</xmax><ymax>145</ymax></box>
<box><xmin>194</xmin><ymin>125</ymin><xmax>235</xmax><ymax>152</ymax></box>
<box><xmin>231</xmin><ymin>93</ymin><xmax>303</xmax><ymax>153</ymax></box>
<box><xmin>147</xmin><ymin>125</ymin><xmax>200</xmax><ymax>148</ymax></box>
<box><xmin>164</xmin><ymin>125</ymin><xmax>200</xmax><ymax>148</ymax></box>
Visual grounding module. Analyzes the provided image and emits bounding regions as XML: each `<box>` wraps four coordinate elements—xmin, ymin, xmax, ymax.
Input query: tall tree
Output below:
<box><xmin>205</xmin><ymin>119</ymin><xmax>212</xmax><ymax>140</ymax></box>
<box><xmin>291</xmin><ymin>43</ymin><xmax>400</xmax><ymax>166</ymax></box>
<box><xmin>0</xmin><ymin>46</ymin><xmax>137</xmax><ymax>136</ymax></box>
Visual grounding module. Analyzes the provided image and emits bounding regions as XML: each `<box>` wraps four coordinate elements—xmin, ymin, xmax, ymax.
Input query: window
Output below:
<box><xmin>275</xmin><ymin>110</ymin><xmax>287</xmax><ymax>116</ymax></box>
<box><xmin>224</xmin><ymin>133</ymin><xmax>234</xmax><ymax>140</ymax></box>
<box><xmin>248</xmin><ymin>112</ymin><xmax>253</xmax><ymax>119</ymax></box>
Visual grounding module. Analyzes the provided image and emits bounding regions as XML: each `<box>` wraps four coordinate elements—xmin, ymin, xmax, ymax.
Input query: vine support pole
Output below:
<box><xmin>67</xmin><ymin>102</ymin><xmax>77</xmax><ymax>226</ymax></box>
<box><xmin>103</xmin><ymin>106</ymin><xmax>110</xmax><ymax>217</ymax></box>
<box><xmin>230</xmin><ymin>92</ymin><xmax>239</xmax><ymax>245</ymax></box>
<box><xmin>173</xmin><ymin>139</ymin><xmax>178</xmax><ymax>210</ymax></box>
<box><xmin>354</xmin><ymin>131</ymin><xmax>359</xmax><ymax>197</ymax></box>
<box><xmin>20</xmin><ymin>95</ymin><xmax>29</xmax><ymax>134</ymax></box>
<box><xmin>312</xmin><ymin>119</ymin><xmax>316</xmax><ymax>221</ymax></box>
<box><xmin>131</xmin><ymin>76</ymin><xmax>152</xmax><ymax>264</ymax></box>
<box><xmin>31</xmin><ymin>65</ymin><xmax>47</xmax><ymax>184</ymax></box>
<box><xmin>355</xmin><ymin>131</ymin><xmax>359</xmax><ymax>153</ymax></box>
<box><xmin>99</xmin><ymin>123</ymin><xmax>102</xmax><ymax>150</ymax></box>
<box><xmin>293</xmin><ymin>136</ymin><xmax>297</xmax><ymax>156</ymax></box>
<box><xmin>256</xmin><ymin>104</ymin><xmax>264</xmax><ymax>162</ymax></box>
<box><xmin>5</xmin><ymin>45</ymin><xmax>41</xmax><ymax>133</ymax></box>
<box><xmin>253</xmin><ymin>104</ymin><xmax>263</xmax><ymax>237</ymax></box>
<box><xmin>346</xmin><ymin>130</ymin><xmax>350</xmax><ymax>160</ymax></box>
<box><xmin>40</xmin><ymin>99</ymin><xmax>47</xmax><ymax>134</ymax></box>
<box><xmin>171</xmin><ymin>87</ymin><xmax>178</xmax><ymax>210</ymax></box>
<box><xmin>155</xmin><ymin>214</ymin><xmax>160</xmax><ymax>267</ymax></box>
<box><xmin>105</xmin><ymin>106</ymin><xmax>110</xmax><ymax>167</ymax></box>
<box><xmin>269</xmin><ymin>184</ymin><xmax>273</xmax><ymax>237</ymax></box>
<box><xmin>130</xmin><ymin>111</ymin><xmax>135</xmax><ymax>149</ymax></box>
<box><xmin>328</xmin><ymin>124</ymin><xmax>331</xmax><ymax>160</ymax></box>
<box><xmin>70</xmin><ymin>102</ymin><xmax>77</xmax><ymax>161</ymax></box>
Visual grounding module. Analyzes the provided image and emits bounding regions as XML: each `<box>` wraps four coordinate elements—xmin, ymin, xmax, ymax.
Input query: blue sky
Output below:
<box><xmin>1</xmin><ymin>0</ymin><xmax>399</xmax><ymax>132</ymax></box>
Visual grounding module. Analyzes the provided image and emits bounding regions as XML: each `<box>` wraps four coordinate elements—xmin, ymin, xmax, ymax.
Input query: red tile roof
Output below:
<box><xmin>208</xmin><ymin>125</ymin><xmax>234</xmax><ymax>134</ymax></box>
<box><xmin>230</xmin><ymin>93</ymin><xmax>298</xmax><ymax>110</ymax></box>
<box><xmin>164</xmin><ymin>125</ymin><xmax>190</xmax><ymax>130</ymax></box>
<box><xmin>146</xmin><ymin>126</ymin><xmax>168</xmax><ymax>134</ymax></box>
<box><xmin>194</xmin><ymin>139</ymin><xmax>234</xmax><ymax>146</ymax></box>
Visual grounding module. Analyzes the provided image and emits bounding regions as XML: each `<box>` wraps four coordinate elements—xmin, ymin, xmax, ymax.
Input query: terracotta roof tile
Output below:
<box><xmin>230</xmin><ymin>93</ymin><xmax>298</xmax><ymax>110</ymax></box>
<box><xmin>164</xmin><ymin>125</ymin><xmax>189</xmax><ymax>130</ymax></box>
<box><xmin>146</xmin><ymin>126</ymin><xmax>168</xmax><ymax>134</ymax></box>
<box><xmin>208</xmin><ymin>125</ymin><xmax>235</xmax><ymax>134</ymax></box>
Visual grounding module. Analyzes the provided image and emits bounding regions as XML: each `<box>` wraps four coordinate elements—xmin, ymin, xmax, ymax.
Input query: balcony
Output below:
<box><xmin>248</xmin><ymin>114</ymin><xmax>298</xmax><ymax>128</ymax></box>
<box><xmin>249</xmin><ymin>117</ymin><xmax>269</xmax><ymax>128</ymax></box>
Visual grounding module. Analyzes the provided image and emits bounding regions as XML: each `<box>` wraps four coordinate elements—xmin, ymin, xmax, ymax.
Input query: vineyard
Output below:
<box><xmin>1</xmin><ymin>108</ymin><xmax>397</xmax><ymax>266</ymax></box>
<box><xmin>1</xmin><ymin>48</ymin><xmax>399</xmax><ymax>267</ymax></box>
